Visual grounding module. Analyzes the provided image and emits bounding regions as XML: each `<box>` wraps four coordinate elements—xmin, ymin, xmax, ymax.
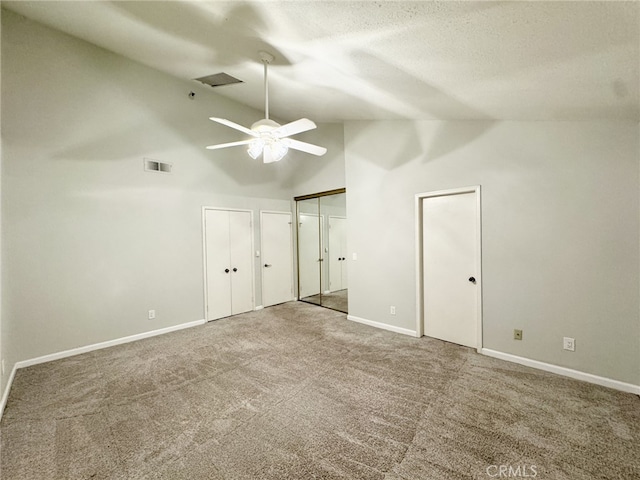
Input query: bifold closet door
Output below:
<box><xmin>205</xmin><ymin>209</ymin><xmax>232</xmax><ymax>320</ymax></box>
<box><xmin>228</xmin><ymin>211</ymin><xmax>253</xmax><ymax>315</ymax></box>
<box><xmin>205</xmin><ymin>209</ymin><xmax>253</xmax><ymax>321</ymax></box>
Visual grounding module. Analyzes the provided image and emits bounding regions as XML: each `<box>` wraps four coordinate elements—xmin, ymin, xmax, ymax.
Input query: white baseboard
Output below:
<box><xmin>0</xmin><ymin>318</ymin><xmax>205</xmax><ymax>420</ymax></box>
<box><xmin>16</xmin><ymin>319</ymin><xmax>206</xmax><ymax>369</ymax></box>
<box><xmin>481</xmin><ymin>348</ymin><xmax>640</xmax><ymax>395</ymax></box>
<box><xmin>254</xmin><ymin>306</ymin><xmax>264</xmax><ymax>311</ymax></box>
<box><xmin>0</xmin><ymin>363</ymin><xmax>18</xmax><ymax>420</ymax></box>
<box><xmin>347</xmin><ymin>315</ymin><xmax>417</xmax><ymax>337</ymax></box>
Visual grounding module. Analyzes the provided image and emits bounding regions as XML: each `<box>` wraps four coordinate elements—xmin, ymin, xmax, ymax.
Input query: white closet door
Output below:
<box><xmin>205</xmin><ymin>209</ymin><xmax>232</xmax><ymax>321</ymax></box>
<box><xmin>229</xmin><ymin>210</ymin><xmax>254</xmax><ymax>315</ymax></box>
<box><xmin>261</xmin><ymin>212</ymin><xmax>294</xmax><ymax>307</ymax></box>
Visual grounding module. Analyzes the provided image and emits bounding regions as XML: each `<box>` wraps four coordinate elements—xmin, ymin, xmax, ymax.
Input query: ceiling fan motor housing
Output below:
<box><xmin>251</xmin><ymin>118</ymin><xmax>281</xmax><ymax>132</ymax></box>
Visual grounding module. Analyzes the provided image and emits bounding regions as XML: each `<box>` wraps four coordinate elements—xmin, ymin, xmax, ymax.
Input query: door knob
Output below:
<box><xmin>233</xmin><ymin>268</ymin><xmax>238</xmax><ymax>272</ymax></box>
<box><xmin>468</xmin><ymin>277</ymin><xmax>476</xmax><ymax>284</ymax></box>
<box><xmin>224</xmin><ymin>269</ymin><xmax>230</xmax><ymax>273</ymax></box>
<box><xmin>264</xmin><ymin>264</ymin><xmax>272</xmax><ymax>268</ymax></box>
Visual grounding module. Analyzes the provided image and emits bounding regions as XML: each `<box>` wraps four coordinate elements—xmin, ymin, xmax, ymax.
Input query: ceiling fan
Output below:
<box><xmin>206</xmin><ymin>51</ymin><xmax>327</xmax><ymax>163</ymax></box>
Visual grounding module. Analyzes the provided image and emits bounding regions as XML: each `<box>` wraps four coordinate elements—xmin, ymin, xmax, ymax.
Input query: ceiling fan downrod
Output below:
<box><xmin>259</xmin><ymin>51</ymin><xmax>275</xmax><ymax>120</ymax></box>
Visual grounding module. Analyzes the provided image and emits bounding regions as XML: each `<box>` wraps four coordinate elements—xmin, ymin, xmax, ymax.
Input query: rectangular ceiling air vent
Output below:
<box><xmin>194</xmin><ymin>72</ymin><xmax>243</xmax><ymax>88</ymax></box>
<box><xmin>144</xmin><ymin>158</ymin><xmax>172</xmax><ymax>174</ymax></box>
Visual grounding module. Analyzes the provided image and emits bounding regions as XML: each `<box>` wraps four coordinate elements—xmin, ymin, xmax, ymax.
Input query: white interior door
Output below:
<box><xmin>261</xmin><ymin>212</ymin><xmax>294</xmax><ymax>307</ymax></box>
<box><xmin>205</xmin><ymin>209</ymin><xmax>232</xmax><ymax>321</ymax></box>
<box><xmin>229</xmin><ymin>210</ymin><xmax>254</xmax><ymax>315</ymax></box>
<box><xmin>298</xmin><ymin>213</ymin><xmax>322</xmax><ymax>299</ymax></box>
<box><xmin>329</xmin><ymin>216</ymin><xmax>347</xmax><ymax>292</ymax></box>
<box><xmin>422</xmin><ymin>190</ymin><xmax>480</xmax><ymax>348</ymax></box>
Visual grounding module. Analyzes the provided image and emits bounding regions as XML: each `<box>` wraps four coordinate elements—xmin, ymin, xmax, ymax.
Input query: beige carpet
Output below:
<box><xmin>302</xmin><ymin>289</ymin><xmax>348</xmax><ymax>313</ymax></box>
<box><xmin>1</xmin><ymin>302</ymin><xmax>638</xmax><ymax>479</ymax></box>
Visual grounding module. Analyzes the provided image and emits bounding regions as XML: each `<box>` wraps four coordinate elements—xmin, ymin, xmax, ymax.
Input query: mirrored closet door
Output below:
<box><xmin>295</xmin><ymin>189</ymin><xmax>348</xmax><ymax>313</ymax></box>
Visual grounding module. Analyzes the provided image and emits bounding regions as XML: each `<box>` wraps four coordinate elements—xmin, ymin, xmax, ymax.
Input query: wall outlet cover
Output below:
<box><xmin>514</xmin><ymin>329</ymin><xmax>523</xmax><ymax>340</ymax></box>
<box><xmin>148</xmin><ymin>310</ymin><xmax>156</xmax><ymax>320</ymax></box>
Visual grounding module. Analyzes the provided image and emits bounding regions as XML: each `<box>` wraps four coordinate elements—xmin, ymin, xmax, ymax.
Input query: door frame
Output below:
<box><xmin>202</xmin><ymin>206</ymin><xmax>256</xmax><ymax>321</ymax></box>
<box><xmin>415</xmin><ymin>186</ymin><xmax>483</xmax><ymax>351</ymax></box>
<box><xmin>260</xmin><ymin>210</ymin><xmax>295</xmax><ymax>307</ymax></box>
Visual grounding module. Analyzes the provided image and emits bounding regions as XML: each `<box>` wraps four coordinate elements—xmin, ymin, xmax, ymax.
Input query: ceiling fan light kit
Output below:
<box><xmin>206</xmin><ymin>51</ymin><xmax>327</xmax><ymax>163</ymax></box>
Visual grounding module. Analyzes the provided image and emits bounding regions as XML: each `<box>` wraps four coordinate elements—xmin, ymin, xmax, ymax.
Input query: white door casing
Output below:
<box><xmin>261</xmin><ymin>211</ymin><xmax>294</xmax><ymax>307</ymax></box>
<box><xmin>416</xmin><ymin>186</ymin><xmax>482</xmax><ymax>350</ymax></box>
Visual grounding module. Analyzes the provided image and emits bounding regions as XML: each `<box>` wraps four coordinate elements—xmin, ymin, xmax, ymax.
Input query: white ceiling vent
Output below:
<box><xmin>194</xmin><ymin>72</ymin><xmax>243</xmax><ymax>88</ymax></box>
<box><xmin>144</xmin><ymin>158</ymin><xmax>172</xmax><ymax>174</ymax></box>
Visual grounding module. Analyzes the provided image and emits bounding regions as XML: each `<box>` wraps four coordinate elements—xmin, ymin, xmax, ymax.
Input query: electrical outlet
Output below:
<box><xmin>563</xmin><ymin>337</ymin><xmax>575</xmax><ymax>351</ymax></box>
<box><xmin>514</xmin><ymin>329</ymin><xmax>523</xmax><ymax>340</ymax></box>
<box><xmin>390</xmin><ymin>306</ymin><xmax>396</xmax><ymax>315</ymax></box>
<box><xmin>148</xmin><ymin>310</ymin><xmax>156</xmax><ymax>320</ymax></box>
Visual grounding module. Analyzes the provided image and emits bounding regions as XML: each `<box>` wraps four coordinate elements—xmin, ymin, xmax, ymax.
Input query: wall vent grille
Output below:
<box><xmin>144</xmin><ymin>158</ymin><xmax>172</xmax><ymax>174</ymax></box>
<box><xmin>194</xmin><ymin>72</ymin><xmax>243</xmax><ymax>88</ymax></box>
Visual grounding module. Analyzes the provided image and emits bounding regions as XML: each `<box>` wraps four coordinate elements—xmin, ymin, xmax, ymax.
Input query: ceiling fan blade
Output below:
<box><xmin>209</xmin><ymin>117</ymin><xmax>258</xmax><ymax>137</ymax></box>
<box><xmin>281</xmin><ymin>138</ymin><xmax>327</xmax><ymax>156</ymax></box>
<box><xmin>206</xmin><ymin>139</ymin><xmax>253</xmax><ymax>150</ymax></box>
<box><xmin>271</xmin><ymin>118</ymin><xmax>317</xmax><ymax>138</ymax></box>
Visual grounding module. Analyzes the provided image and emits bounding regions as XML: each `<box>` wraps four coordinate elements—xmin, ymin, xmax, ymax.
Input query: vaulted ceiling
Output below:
<box><xmin>4</xmin><ymin>1</ymin><xmax>639</xmax><ymax>122</ymax></box>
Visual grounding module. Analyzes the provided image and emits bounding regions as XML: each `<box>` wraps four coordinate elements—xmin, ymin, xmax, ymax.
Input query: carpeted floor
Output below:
<box><xmin>302</xmin><ymin>289</ymin><xmax>348</xmax><ymax>313</ymax></box>
<box><xmin>1</xmin><ymin>302</ymin><xmax>638</xmax><ymax>479</ymax></box>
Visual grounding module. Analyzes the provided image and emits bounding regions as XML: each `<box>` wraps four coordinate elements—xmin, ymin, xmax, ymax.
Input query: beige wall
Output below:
<box><xmin>0</xmin><ymin>9</ymin><xmax>344</xmax><ymax>381</ymax></box>
<box><xmin>345</xmin><ymin>120</ymin><xmax>639</xmax><ymax>385</ymax></box>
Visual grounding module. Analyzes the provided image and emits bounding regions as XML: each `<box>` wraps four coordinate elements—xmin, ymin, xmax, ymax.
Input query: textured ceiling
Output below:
<box><xmin>4</xmin><ymin>1</ymin><xmax>639</xmax><ymax>122</ymax></box>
